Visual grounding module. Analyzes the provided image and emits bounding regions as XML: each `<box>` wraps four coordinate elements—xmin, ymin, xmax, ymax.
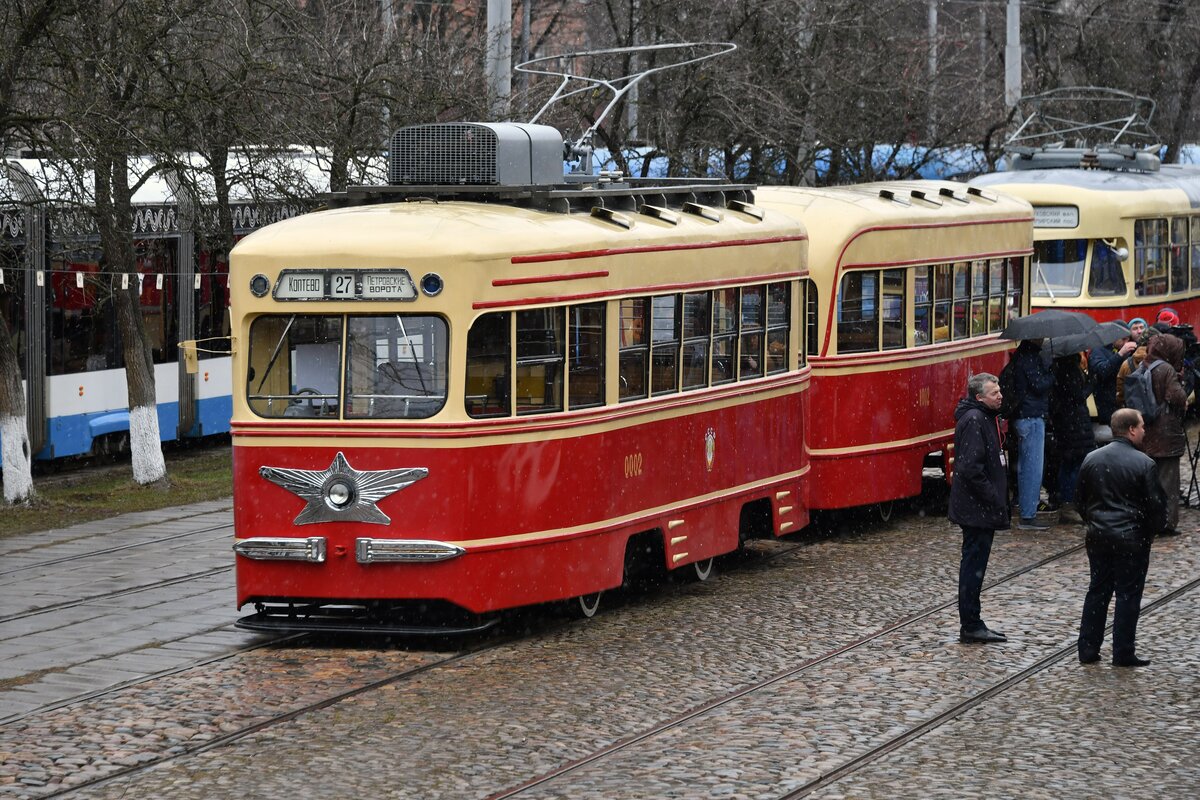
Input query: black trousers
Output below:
<box><xmin>958</xmin><ymin>526</ymin><xmax>995</xmax><ymax>632</ymax></box>
<box><xmin>1078</xmin><ymin>535</ymin><xmax>1152</xmax><ymax>662</ymax></box>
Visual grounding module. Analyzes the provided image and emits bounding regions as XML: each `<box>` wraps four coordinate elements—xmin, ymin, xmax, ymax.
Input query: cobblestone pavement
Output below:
<box><xmin>0</xmin><ymin>499</ymin><xmax>1188</xmax><ymax>800</ymax></box>
<box><xmin>0</xmin><ymin>499</ymin><xmax>271</xmax><ymax>721</ymax></box>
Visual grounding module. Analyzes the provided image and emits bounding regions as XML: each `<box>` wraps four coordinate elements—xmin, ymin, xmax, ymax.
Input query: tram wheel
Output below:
<box><xmin>574</xmin><ymin>591</ymin><xmax>602</xmax><ymax>619</ymax></box>
<box><xmin>877</xmin><ymin>500</ymin><xmax>896</xmax><ymax>523</ymax></box>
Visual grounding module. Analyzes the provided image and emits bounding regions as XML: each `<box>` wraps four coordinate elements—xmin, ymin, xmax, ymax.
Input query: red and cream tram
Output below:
<box><xmin>972</xmin><ymin>154</ymin><xmax>1200</xmax><ymax>324</ymax></box>
<box><xmin>756</xmin><ymin>183</ymin><xmax>1034</xmax><ymax>510</ymax></box>
<box><xmin>228</xmin><ymin>123</ymin><xmax>811</xmax><ymax>631</ymax></box>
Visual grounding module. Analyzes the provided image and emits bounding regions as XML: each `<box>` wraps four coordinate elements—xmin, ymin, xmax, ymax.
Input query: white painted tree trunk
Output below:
<box><xmin>129</xmin><ymin>405</ymin><xmax>166</xmax><ymax>485</ymax></box>
<box><xmin>1</xmin><ymin>414</ymin><xmax>34</xmax><ymax>504</ymax></box>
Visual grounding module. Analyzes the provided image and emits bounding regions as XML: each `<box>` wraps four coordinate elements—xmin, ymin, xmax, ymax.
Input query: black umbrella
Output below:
<box><xmin>1047</xmin><ymin>321</ymin><xmax>1131</xmax><ymax>357</ymax></box>
<box><xmin>999</xmin><ymin>309</ymin><xmax>1097</xmax><ymax>341</ymax></box>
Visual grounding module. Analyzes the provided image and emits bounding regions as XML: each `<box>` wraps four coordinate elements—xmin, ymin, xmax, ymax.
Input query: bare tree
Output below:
<box><xmin>0</xmin><ymin>0</ymin><xmax>76</xmax><ymax>503</ymax></box>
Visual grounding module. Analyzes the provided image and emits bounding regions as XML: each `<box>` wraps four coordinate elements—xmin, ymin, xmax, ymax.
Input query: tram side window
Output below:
<box><xmin>837</xmin><ymin>271</ymin><xmax>878</xmax><ymax>353</ymax></box>
<box><xmin>988</xmin><ymin>259</ymin><xmax>1005</xmax><ymax>332</ymax></box>
<box><xmin>1170</xmin><ymin>218</ymin><xmax>1189</xmax><ymax>294</ymax></box>
<box><xmin>1192</xmin><ymin>219</ymin><xmax>1200</xmax><ymax>290</ymax></box>
<box><xmin>0</xmin><ymin>243</ymin><xmax>25</xmax><ymax>376</ymax></box>
<box><xmin>345</xmin><ymin>315</ymin><xmax>447</xmax><ymax>419</ymax></box>
<box><xmin>882</xmin><ymin>269</ymin><xmax>905</xmax><ymax>349</ymax></box>
<box><xmin>682</xmin><ymin>292</ymin><xmax>711</xmax><ymax>390</ymax></box>
<box><xmin>651</xmin><ymin>295</ymin><xmax>681</xmax><ymax>395</ymax></box>
<box><xmin>619</xmin><ymin>298</ymin><xmax>650</xmax><ymax>400</ymax></box>
<box><xmin>516</xmin><ymin>307</ymin><xmax>564</xmax><ymax>414</ymax></box>
<box><xmin>48</xmin><ymin>246</ymin><xmax>117</xmax><ymax>375</ymax></box>
<box><xmin>137</xmin><ymin>239</ymin><xmax>179</xmax><ymax>364</ymax></box>
<box><xmin>913</xmin><ymin>266</ymin><xmax>932</xmax><ymax>346</ymax></box>
<box><xmin>803</xmin><ymin>279</ymin><xmax>818</xmax><ymax>360</ymax></box>
<box><xmin>195</xmin><ymin>244</ymin><xmax>235</xmax><ymax>359</ymax></box>
<box><xmin>969</xmin><ymin>260</ymin><xmax>988</xmax><ymax>337</ymax></box>
<box><xmin>1089</xmin><ymin>240</ymin><xmax>1127</xmax><ymax>297</ymax></box>
<box><xmin>1007</xmin><ymin>256</ymin><xmax>1025</xmax><ymax>322</ymax></box>
<box><xmin>933</xmin><ymin>264</ymin><xmax>951</xmax><ymax>343</ymax></box>
<box><xmin>952</xmin><ymin>261</ymin><xmax>969</xmax><ymax>339</ymax></box>
<box><xmin>740</xmin><ymin>285</ymin><xmax>765</xmax><ymax>378</ymax></box>
<box><xmin>247</xmin><ymin>315</ymin><xmax>342</xmax><ymax>418</ymax></box>
<box><xmin>1134</xmin><ymin>219</ymin><xmax>1168</xmax><ymax>296</ymax></box>
<box><xmin>465</xmin><ymin>312</ymin><xmax>510</xmax><ymax>418</ymax></box>
<box><xmin>712</xmin><ymin>288</ymin><xmax>738</xmax><ymax>383</ymax></box>
<box><xmin>568</xmin><ymin>303</ymin><xmax>605</xmax><ymax>409</ymax></box>
<box><xmin>766</xmin><ymin>283</ymin><xmax>790</xmax><ymax>373</ymax></box>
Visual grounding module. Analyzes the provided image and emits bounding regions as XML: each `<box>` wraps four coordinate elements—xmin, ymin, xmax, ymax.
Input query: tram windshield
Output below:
<box><xmin>247</xmin><ymin>314</ymin><xmax>447</xmax><ymax>419</ymax></box>
<box><xmin>1032</xmin><ymin>239</ymin><xmax>1087</xmax><ymax>298</ymax></box>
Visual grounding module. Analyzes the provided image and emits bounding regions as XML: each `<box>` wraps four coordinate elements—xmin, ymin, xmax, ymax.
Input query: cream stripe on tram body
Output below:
<box><xmin>973</xmin><ymin>158</ymin><xmax>1200</xmax><ymax>324</ymax></box>
<box><xmin>228</xmin><ymin>122</ymin><xmax>812</xmax><ymax>631</ymax></box>
<box><xmin>756</xmin><ymin>182</ymin><xmax>1034</xmax><ymax>511</ymax></box>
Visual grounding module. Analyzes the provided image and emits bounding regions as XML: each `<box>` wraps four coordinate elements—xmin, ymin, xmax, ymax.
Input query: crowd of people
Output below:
<box><xmin>948</xmin><ymin>307</ymin><xmax>1190</xmax><ymax>666</ymax></box>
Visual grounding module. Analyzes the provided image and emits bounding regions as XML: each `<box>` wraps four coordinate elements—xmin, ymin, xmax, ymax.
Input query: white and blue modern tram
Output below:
<box><xmin>0</xmin><ymin>153</ymin><xmax>332</xmax><ymax>461</ymax></box>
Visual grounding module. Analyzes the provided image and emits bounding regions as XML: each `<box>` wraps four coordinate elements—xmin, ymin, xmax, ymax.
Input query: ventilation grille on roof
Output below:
<box><xmin>390</xmin><ymin>124</ymin><xmax>500</xmax><ymax>185</ymax></box>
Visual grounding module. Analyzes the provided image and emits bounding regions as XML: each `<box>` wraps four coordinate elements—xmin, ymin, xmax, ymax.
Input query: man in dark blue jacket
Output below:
<box><xmin>949</xmin><ymin>373</ymin><xmax>1009</xmax><ymax>643</ymax></box>
<box><xmin>1076</xmin><ymin>408</ymin><xmax>1167</xmax><ymax>667</ymax></box>
<box><xmin>1010</xmin><ymin>339</ymin><xmax>1055</xmax><ymax>529</ymax></box>
<box><xmin>1088</xmin><ymin>322</ymin><xmax>1135</xmax><ymax>443</ymax></box>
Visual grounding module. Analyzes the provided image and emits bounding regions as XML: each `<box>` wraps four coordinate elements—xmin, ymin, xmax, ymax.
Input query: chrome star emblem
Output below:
<box><xmin>259</xmin><ymin>451</ymin><xmax>428</xmax><ymax>526</ymax></box>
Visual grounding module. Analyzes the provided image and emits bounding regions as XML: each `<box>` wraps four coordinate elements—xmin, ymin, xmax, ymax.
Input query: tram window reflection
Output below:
<box><xmin>1088</xmin><ymin>240</ymin><xmax>1126</xmax><ymax>297</ymax></box>
<box><xmin>619</xmin><ymin>298</ymin><xmax>650</xmax><ymax>400</ymax></box>
<box><xmin>651</xmin><ymin>294</ymin><xmax>681</xmax><ymax>395</ymax></box>
<box><xmin>1171</xmin><ymin>218</ymin><xmax>1189</xmax><ymax>293</ymax></box>
<box><xmin>568</xmin><ymin>303</ymin><xmax>605</xmax><ymax>409</ymax></box>
<box><xmin>1134</xmin><ymin>219</ymin><xmax>1168</xmax><ymax>296</ymax></box>
<box><xmin>881</xmin><ymin>269</ymin><xmax>904</xmax><ymax>349</ymax></box>
<box><xmin>837</xmin><ymin>271</ymin><xmax>877</xmax><ymax>353</ymax></box>
<box><xmin>740</xmin><ymin>285</ymin><xmax>764</xmax><ymax>378</ymax></box>
<box><xmin>682</xmin><ymin>292</ymin><xmax>711</xmax><ymax>389</ymax></box>
<box><xmin>1033</xmin><ymin>239</ymin><xmax>1086</xmax><ymax>298</ymax></box>
<box><xmin>466</xmin><ymin>312</ymin><xmax>510</xmax><ymax>418</ymax></box>
<box><xmin>913</xmin><ymin>266</ymin><xmax>932</xmax><ymax>346</ymax></box>
<box><xmin>1191</xmin><ymin>218</ymin><xmax>1200</xmax><ymax>289</ymax></box>
<box><xmin>712</xmin><ymin>288</ymin><xmax>738</xmax><ymax>383</ymax></box>
<box><xmin>516</xmin><ymin>307</ymin><xmax>565</xmax><ymax>414</ymax></box>
<box><xmin>345</xmin><ymin>315</ymin><xmax>447</xmax><ymax>419</ymax></box>
<box><xmin>766</xmin><ymin>282</ymin><xmax>790</xmax><ymax>373</ymax></box>
<box><xmin>247</xmin><ymin>315</ymin><xmax>342</xmax><ymax>418</ymax></box>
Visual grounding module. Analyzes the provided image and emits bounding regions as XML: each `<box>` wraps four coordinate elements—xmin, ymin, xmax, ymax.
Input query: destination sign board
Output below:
<box><xmin>1032</xmin><ymin>205</ymin><xmax>1079</xmax><ymax>229</ymax></box>
<box><xmin>273</xmin><ymin>269</ymin><xmax>418</xmax><ymax>301</ymax></box>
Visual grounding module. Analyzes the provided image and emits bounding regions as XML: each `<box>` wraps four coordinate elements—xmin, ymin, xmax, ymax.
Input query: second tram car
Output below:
<box><xmin>756</xmin><ymin>183</ymin><xmax>1033</xmax><ymax>510</ymax></box>
<box><xmin>229</xmin><ymin>123</ymin><xmax>812</xmax><ymax>630</ymax></box>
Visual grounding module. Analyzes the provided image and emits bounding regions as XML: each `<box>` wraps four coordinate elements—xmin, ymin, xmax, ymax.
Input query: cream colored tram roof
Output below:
<box><xmin>972</xmin><ymin>165</ymin><xmax>1200</xmax><ymax>220</ymax></box>
<box><xmin>230</xmin><ymin>196</ymin><xmax>807</xmax><ymax>273</ymax></box>
<box><xmin>754</xmin><ymin>181</ymin><xmax>1034</xmax><ymax>269</ymax></box>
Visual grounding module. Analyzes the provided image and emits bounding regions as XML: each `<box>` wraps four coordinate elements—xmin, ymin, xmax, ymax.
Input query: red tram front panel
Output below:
<box><xmin>233</xmin><ymin>381</ymin><xmax>808</xmax><ymax>613</ymax></box>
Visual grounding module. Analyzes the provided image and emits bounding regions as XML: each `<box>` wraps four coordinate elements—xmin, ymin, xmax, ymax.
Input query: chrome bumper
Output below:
<box><xmin>233</xmin><ymin>536</ymin><xmax>465</xmax><ymax>564</ymax></box>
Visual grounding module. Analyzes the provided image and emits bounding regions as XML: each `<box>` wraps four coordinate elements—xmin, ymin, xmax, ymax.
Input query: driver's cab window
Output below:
<box><xmin>247</xmin><ymin>315</ymin><xmax>342</xmax><ymax>418</ymax></box>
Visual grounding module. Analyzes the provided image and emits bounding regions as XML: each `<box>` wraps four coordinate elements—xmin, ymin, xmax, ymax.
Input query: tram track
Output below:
<box><xmin>484</xmin><ymin>539</ymin><xmax>1091</xmax><ymax>800</ymax></box>
<box><xmin>0</xmin><ymin>521</ymin><xmax>233</xmax><ymax>578</ymax></box>
<box><xmin>2</xmin><ymin>531</ymin><xmax>1095</xmax><ymax>799</ymax></box>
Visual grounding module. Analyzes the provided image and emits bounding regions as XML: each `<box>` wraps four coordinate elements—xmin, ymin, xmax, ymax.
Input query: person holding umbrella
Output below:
<box><xmin>1000</xmin><ymin>310</ymin><xmax>1096</xmax><ymax>530</ymax></box>
<box><xmin>1089</xmin><ymin>321</ymin><xmax>1136</xmax><ymax>444</ymax></box>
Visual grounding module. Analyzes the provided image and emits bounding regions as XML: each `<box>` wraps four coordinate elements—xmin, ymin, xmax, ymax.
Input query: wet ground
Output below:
<box><xmin>2</xmin><ymin>486</ymin><xmax>1198</xmax><ymax>798</ymax></box>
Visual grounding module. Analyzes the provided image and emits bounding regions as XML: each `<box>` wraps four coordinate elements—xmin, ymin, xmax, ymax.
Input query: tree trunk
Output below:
<box><xmin>97</xmin><ymin>149</ymin><xmax>166</xmax><ymax>485</ymax></box>
<box><xmin>0</xmin><ymin>312</ymin><xmax>33</xmax><ymax>503</ymax></box>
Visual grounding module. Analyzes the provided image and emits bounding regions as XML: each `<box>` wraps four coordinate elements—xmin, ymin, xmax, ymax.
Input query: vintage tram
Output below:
<box><xmin>229</xmin><ymin>122</ymin><xmax>812</xmax><ymax>632</ymax></box>
<box><xmin>756</xmin><ymin>183</ymin><xmax>1033</xmax><ymax>510</ymax></box>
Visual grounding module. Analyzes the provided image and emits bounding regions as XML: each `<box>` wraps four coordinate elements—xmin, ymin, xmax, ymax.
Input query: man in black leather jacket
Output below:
<box><xmin>1076</xmin><ymin>408</ymin><xmax>1168</xmax><ymax>667</ymax></box>
<box><xmin>949</xmin><ymin>373</ymin><xmax>1010</xmax><ymax>644</ymax></box>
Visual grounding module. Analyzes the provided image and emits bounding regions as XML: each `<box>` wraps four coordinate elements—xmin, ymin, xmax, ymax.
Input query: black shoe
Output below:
<box><xmin>1078</xmin><ymin>652</ymin><xmax>1100</xmax><ymax>664</ymax></box>
<box><xmin>1017</xmin><ymin>517</ymin><xmax>1051</xmax><ymax>531</ymax></box>
<box><xmin>960</xmin><ymin>627</ymin><xmax>1007</xmax><ymax>643</ymax></box>
<box><xmin>1113</xmin><ymin>655</ymin><xmax>1151</xmax><ymax>667</ymax></box>
<box><xmin>1158</xmin><ymin>528</ymin><xmax>1180</xmax><ymax>537</ymax></box>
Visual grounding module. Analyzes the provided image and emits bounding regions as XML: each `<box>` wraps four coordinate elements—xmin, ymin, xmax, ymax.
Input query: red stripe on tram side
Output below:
<box><xmin>492</xmin><ymin>270</ymin><xmax>610</xmax><ymax>287</ymax></box>
<box><xmin>508</xmin><ymin>234</ymin><xmax>809</xmax><ymax>265</ymax></box>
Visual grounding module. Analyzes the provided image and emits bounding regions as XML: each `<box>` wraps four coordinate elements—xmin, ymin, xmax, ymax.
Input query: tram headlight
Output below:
<box><xmin>420</xmin><ymin>272</ymin><xmax>444</xmax><ymax>297</ymax></box>
<box><xmin>250</xmin><ymin>274</ymin><xmax>271</xmax><ymax>297</ymax></box>
<box><xmin>326</xmin><ymin>480</ymin><xmax>354</xmax><ymax>508</ymax></box>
